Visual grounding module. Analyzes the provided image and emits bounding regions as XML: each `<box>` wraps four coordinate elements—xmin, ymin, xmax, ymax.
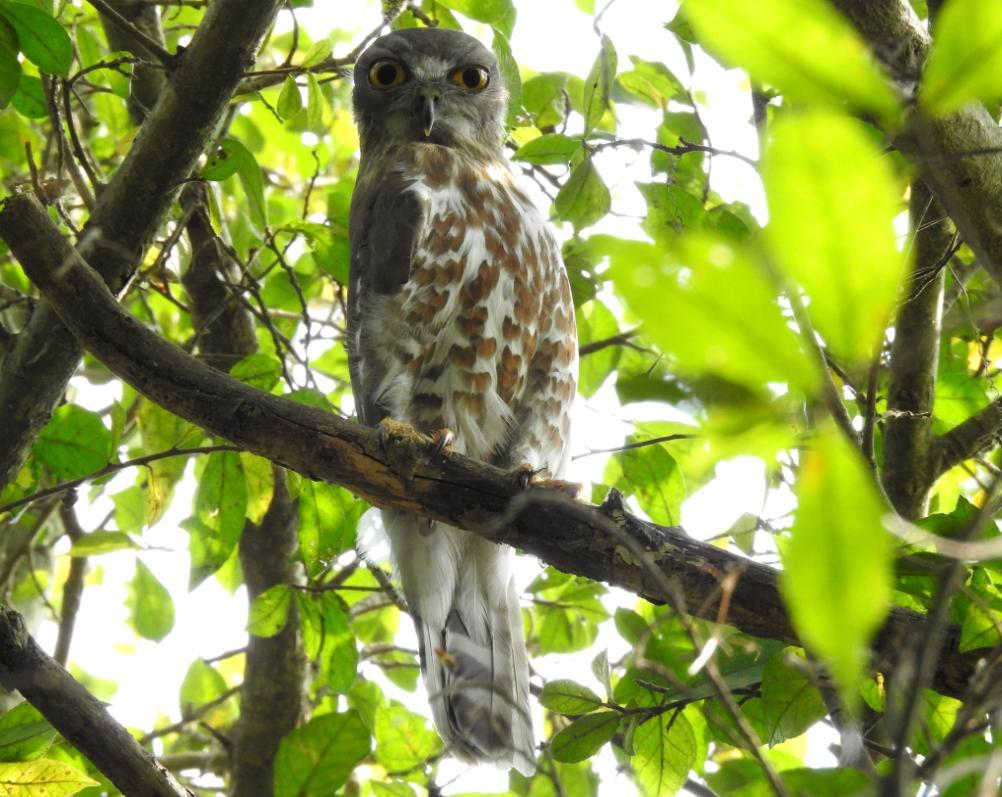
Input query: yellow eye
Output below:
<box><xmin>368</xmin><ymin>59</ymin><xmax>407</xmax><ymax>89</ymax></box>
<box><xmin>450</xmin><ymin>65</ymin><xmax>490</xmax><ymax>92</ymax></box>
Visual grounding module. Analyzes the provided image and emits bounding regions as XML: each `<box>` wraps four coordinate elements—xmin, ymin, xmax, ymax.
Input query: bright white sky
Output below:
<box><xmin>46</xmin><ymin>1</ymin><xmax>829</xmax><ymax>795</ymax></box>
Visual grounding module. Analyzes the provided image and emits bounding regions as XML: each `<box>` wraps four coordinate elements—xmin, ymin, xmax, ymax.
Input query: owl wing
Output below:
<box><xmin>347</xmin><ymin>169</ymin><xmax>423</xmax><ymax>425</ymax></box>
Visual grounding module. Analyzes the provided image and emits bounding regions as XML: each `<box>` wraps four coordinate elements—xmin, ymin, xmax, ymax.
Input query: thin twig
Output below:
<box><xmin>0</xmin><ymin>445</ymin><xmax>242</xmax><ymax>516</ymax></box>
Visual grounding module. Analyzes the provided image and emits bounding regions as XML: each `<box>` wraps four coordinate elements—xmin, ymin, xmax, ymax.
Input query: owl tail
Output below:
<box><xmin>382</xmin><ymin>511</ymin><xmax>535</xmax><ymax>775</ymax></box>
<box><xmin>419</xmin><ymin>571</ymin><xmax>535</xmax><ymax>776</ymax></box>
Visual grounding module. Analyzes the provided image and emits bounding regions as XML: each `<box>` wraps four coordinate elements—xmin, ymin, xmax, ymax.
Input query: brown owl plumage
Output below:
<box><xmin>347</xmin><ymin>27</ymin><xmax>577</xmax><ymax>775</ymax></box>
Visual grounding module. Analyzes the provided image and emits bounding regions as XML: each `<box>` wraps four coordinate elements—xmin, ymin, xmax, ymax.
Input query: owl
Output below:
<box><xmin>347</xmin><ymin>28</ymin><xmax>578</xmax><ymax>775</ymax></box>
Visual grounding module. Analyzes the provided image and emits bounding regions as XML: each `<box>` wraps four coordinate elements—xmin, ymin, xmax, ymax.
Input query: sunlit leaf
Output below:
<box><xmin>0</xmin><ymin>703</ymin><xmax>55</xmax><ymax>763</ymax></box>
<box><xmin>274</xmin><ymin>712</ymin><xmax>371</xmax><ymax>797</ymax></box>
<box><xmin>230</xmin><ymin>353</ymin><xmax>282</xmax><ymax>391</ymax></box>
<box><xmin>765</xmin><ymin>112</ymin><xmax>905</xmax><ymax>362</ymax></box>
<box><xmin>69</xmin><ymin>531</ymin><xmax>139</xmax><ymax>557</ymax></box>
<box><xmin>436</xmin><ymin>0</ymin><xmax>516</xmax><ymax>38</ymax></box>
<box><xmin>513</xmin><ymin>132</ymin><xmax>580</xmax><ymax>165</ymax></box>
<box><xmin>297</xmin><ymin>591</ymin><xmax>358</xmax><ymax>693</ymax></box>
<box><xmin>34</xmin><ymin>405</ymin><xmax>112</xmax><ymax>480</ymax></box>
<box><xmin>554</xmin><ymin>156</ymin><xmax>610</xmax><ymax>231</ymax></box>
<box><xmin>632</xmin><ymin>708</ymin><xmax>697</xmax><ymax>797</ymax></box>
<box><xmin>0</xmin><ymin>759</ymin><xmax>96</xmax><ymax>795</ymax></box>
<box><xmin>759</xmin><ymin>649</ymin><xmax>826</xmax><ymax>745</ymax></box>
<box><xmin>248</xmin><ymin>584</ymin><xmax>292</xmax><ymax>637</ymax></box>
<box><xmin>780</xmin><ymin>428</ymin><xmax>892</xmax><ymax>710</ymax></box>
<box><xmin>550</xmin><ymin>711</ymin><xmax>620</xmax><ymax>762</ymax></box>
<box><xmin>611</xmin><ymin>235</ymin><xmax>818</xmax><ymax>393</ymax></box>
<box><xmin>277</xmin><ymin>75</ymin><xmax>303</xmax><ymax>120</ymax></box>
<box><xmin>179</xmin><ymin>659</ymin><xmax>228</xmax><ymax>711</ymax></box>
<box><xmin>583</xmin><ymin>34</ymin><xmax>617</xmax><ymax>133</ymax></box>
<box><xmin>540</xmin><ymin>680</ymin><xmax>605</xmax><ymax>714</ymax></box>
<box><xmin>374</xmin><ymin>703</ymin><xmax>441</xmax><ymax>772</ymax></box>
<box><xmin>0</xmin><ymin>2</ymin><xmax>72</xmax><ymax>75</ymax></box>
<box><xmin>921</xmin><ymin>0</ymin><xmax>1002</xmax><ymax>115</ymax></box>
<box><xmin>682</xmin><ymin>0</ymin><xmax>900</xmax><ymax>124</ymax></box>
<box><xmin>127</xmin><ymin>560</ymin><xmax>175</xmax><ymax>642</ymax></box>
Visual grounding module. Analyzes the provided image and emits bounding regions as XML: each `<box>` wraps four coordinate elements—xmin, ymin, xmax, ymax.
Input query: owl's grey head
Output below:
<box><xmin>352</xmin><ymin>28</ymin><xmax>508</xmax><ymax>155</ymax></box>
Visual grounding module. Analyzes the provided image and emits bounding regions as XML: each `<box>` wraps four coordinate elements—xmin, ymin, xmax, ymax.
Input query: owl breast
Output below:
<box><xmin>368</xmin><ymin>143</ymin><xmax>577</xmax><ymax>473</ymax></box>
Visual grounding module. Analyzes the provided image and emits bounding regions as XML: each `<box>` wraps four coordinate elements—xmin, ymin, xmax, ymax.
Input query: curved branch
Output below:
<box><xmin>2</xmin><ymin>191</ymin><xmax>995</xmax><ymax>702</ymax></box>
<box><xmin>0</xmin><ymin>0</ymin><xmax>285</xmax><ymax>490</ymax></box>
<box><xmin>932</xmin><ymin>398</ymin><xmax>1002</xmax><ymax>478</ymax></box>
<box><xmin>0</xmin><ymin>606</ymin><xmax>192</xmax><ymax>797</ymax></box>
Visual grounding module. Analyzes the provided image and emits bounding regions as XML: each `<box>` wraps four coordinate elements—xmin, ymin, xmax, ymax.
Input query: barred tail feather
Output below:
<box><xmin>384</xmin><ymin>512</ymin><xmax>535</xmax><ymax>775</ymax></box>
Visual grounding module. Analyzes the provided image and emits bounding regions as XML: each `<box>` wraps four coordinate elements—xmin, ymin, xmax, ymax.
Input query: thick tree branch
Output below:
<box><xmin>932</xmin><ymin>398</ymin><xmax>1002</xmax><ymax>478</ymax></box>
<box><xmin>3</xmin><ymin>192</ymin><xmax>996</xmax><ymax>704</ymax></box>
<box><xmin>179</xmin><ymin>183</ymin><xmax>306</xmax><ymax>796</ymax></box>
<box><xmin>0</xmin><ymin>606</ymin><xmax>192</xmax><ymax>796</ymax></box>
<box><xmin>882</xmin><ymin>181</ymin><xmax>949</xmax><ymax>518</ymax></box>
<box><xmin>0</xmin><ymin>0</ymin><xmax>284</xmax><ymax>490</ymax></box>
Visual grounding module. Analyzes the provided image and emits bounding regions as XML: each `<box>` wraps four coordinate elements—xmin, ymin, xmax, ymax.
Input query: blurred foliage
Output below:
<box><xmin>0</xmin><ymin>0</ymin><xmax>1000</xmax><ymax>795</ymax></box>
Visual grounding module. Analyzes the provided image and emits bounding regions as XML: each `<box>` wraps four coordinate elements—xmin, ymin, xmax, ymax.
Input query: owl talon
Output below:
<box><xmin>376</xmin><ymin>418</ymin><xmax>422</xmax><ymax>479</ymax></box>
<box><xmin>429</xmin><ymin>428</ymin><xmax>455</xmax><ymax>456</ymax></box>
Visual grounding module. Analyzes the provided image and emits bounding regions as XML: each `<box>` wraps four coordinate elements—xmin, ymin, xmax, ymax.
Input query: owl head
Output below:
<box><xmin>352</xmin><ymin>28</ymin><xmax>508</xmax><ymax>155</ymax></box>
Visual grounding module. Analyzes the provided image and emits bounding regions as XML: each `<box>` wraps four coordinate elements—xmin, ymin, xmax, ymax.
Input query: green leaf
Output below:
<box><xmin>554</xmin><ymin>156</ymin><xmax>610</xmax><ymax>231</ymax></box>
<box><xmin>921</xmin><ymin>0</ymin><xmax>1002</xmax><ymax>115</ymax></box>
<box><xmin>780</xmin><ymin>428</ymin><xmax>893</xmax><ymax>711</ymax></box>
<box><xmin>491</xmin><ymin>28</ymin><xmax>521</xmax><ymax>126</ymax></box>
<box><xmin>577</xmin><ymin>299</ymin><xmax>621</xmax><ymax>397</ymax></box>
<box><xmin>513</xmin><ymin>133</ymin><xmax>580</xmax><ymax>165</ymax></box>
<box><xmin>0</xmin><ymin>703</ymin><xmax>55</xmax><ymax>762</ymax></box>
<box><xmin>780</xmin><ymin>767</ymin><xmax>870</xmax><ymax>796</ymax></box>
<box><xmin>34</xmin><ymin>405</ymin><xmax>112</xmax><ymax>480</ymax></box>
<box><xmin>277</xmin><ymin>75</ymin><xmax>303</xmax><ymax>120</ymax></box>
<box><xmin>617</xmin><ymin>56</ymin><xmax>684</xmax><ymax>108</ymax></box>
<box><xmin>230</xmin><ymin>353</ymin><xmax>282</xmax><ymax>391</ymax></box>
<box><xmin>632</xmin><ymin>709</ymin><xmax>697</xmax><ymax>797</ymax></box>
<box><xmin>298</xmin><ymin>481</ymin><xmax>363</xmax><ymax>567</ymax></box>
<box><xmin>202</xmin><ymin>138</ymin><xmax>268</xmax><ymax>230</ymax></box>
<box><xmin>956</xmin><ymin>568</ymin><xmax>1002</xmax><ymax>651</ymax></box>
<box><xmin>306</xmin><ymin>72</ymin><xmax>324</xmax><ymax>131</ymax></box>
<box><xmin>583</xmin><ymin>34</ymin><xmax>617</xmax><ymax>133</ymax></box>
<box><xmin>374</xmin><ymin>703</ymin><xmax>442</xmax><ymax>772</ymax></box>
<box><xmin>274</xmin><ymin>711</ymin><xmax>371</xmax><ymax>797</ymax></box>
<box><xmin>0</xmin><ymin>759</ymin><xmax>96</xmax><ymax>795</ymax></box>
<box><xmin>248</xmin><ymin>584</ymin><xmax>292</xmax><ymax>637</ymax></box>
<box><xmin>682</xmin><ymin>0</ymin><xmax>900</xmax><ymax>124</ymax></box>
<box><xmin>611</xmin><ymin>235</ymin><xmax>818</xmax><ymax>393</ymax></box>
<box><xmin>0</xmin><ymin>18</ymin><xmax>20</xmax><ymax>108</ymax></box>
<box><xmin>12</xmin><ymin>73</ymin><xmax>46</xmax><ymax>118</ymax></box>
<box><xmin>605</xmin><ymin>439</ymin><xmax>685</xmax><ymax>525</ymax></box>
<box><xmin>437</xmin><ymin>0</ymin><xmax>516</xmax><ymax>38</ymax></box>
<box><xmin>300</xmin><ymin>35</ymin><xmax>332</xmax><ymax>68</ymax></box>
<box><xmin>298</xmin><ymin>592</ymin><xmax>358</xmax><ymax>693</ymax></box>
<box><xmin>179</xmin><ymin>659</ymin><xmax>227</xmax><ymax>711</ymax></box>
<box><xmin>69</xmin><ymin>531</ymin><xmax>139</xmax><ymax>557</ymax></box>
<box><xmin>240</xmin><ymin>452</ymin><xmax>274</xmax><ymax>525</ymax></box>
<box><xmin>522</xmin><ymin>72</ymin><xmax>568</xmax><ymax>128</ymax></box>
<box><xmin>759</xmin><ymin>649</ymin><xmax>826</xmax><ymax>745</ymax></box>
<box><xmin>540</xmin><ymin>680</ymin><xmax>605</xmax><ymax>714</ymax></box>
<box><xmin>765</xmin><ymin>112</ymin><xmax>905</xmax><ymax>362</ymax></box>
<box><xmin>195</xmin><ymin>450</ymin><xmax>248</xmax><ymax>547</ymax></box>
<box><xmin>202</xmin><ymin>139</ymin><xmax>244</xmax><ymax>181</ymax></box>
<box><xmin>531</xmin><ymin>571</ymin><xmax>608</xmax><ymax>654</ymax></box>
<box><xmin>550</xmin><ymin>711</ymin><xmax>620</xmax><ymax>762</ymax></box>
<box><xmin>0</xmin><ymin>2</ymin><xmax>72</xmax><ymax>75</ymax></box>
<box><xmin>126</xmin><ymin>560</ymin><xmax>175</xmax><ymax>642</ymax></box>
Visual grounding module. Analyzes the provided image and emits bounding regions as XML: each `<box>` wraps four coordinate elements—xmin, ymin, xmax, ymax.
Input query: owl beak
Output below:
<box><xmin>420</xmin><ymin>90</ymin><xmax>439</xmax><ymax>137</ymax></box>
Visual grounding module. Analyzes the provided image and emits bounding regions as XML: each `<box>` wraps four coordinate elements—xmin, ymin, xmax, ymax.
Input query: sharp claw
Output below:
<box><xmin>430</xmin><ymin>428</ymin><xmax>455</xmax><ymax>457</ymax></box>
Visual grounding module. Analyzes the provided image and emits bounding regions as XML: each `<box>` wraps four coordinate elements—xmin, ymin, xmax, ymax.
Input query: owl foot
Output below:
<box><xmin>429</xmin><ymin>427</ymin><xmax>455</xmax><ymax>457</ymax></box>
<box><xmin>510</xmin><ymin>464</ymin><xmax>581</xmax><ymax>497</ymax></box>
<box><xmin>376</xmin><ymin>417</ymin><xmax>423</xmax><ymax>480</ymax></box>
